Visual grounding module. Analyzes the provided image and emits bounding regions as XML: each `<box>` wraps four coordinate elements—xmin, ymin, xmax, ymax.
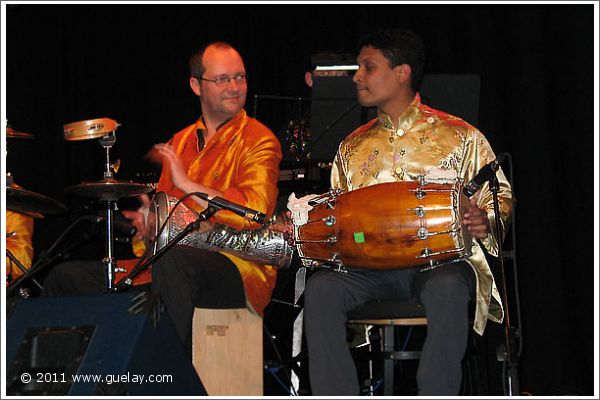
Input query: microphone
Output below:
<box><xmin>195</xmin><ymin>193</ymin><xmax>267</xmax><ymax>224</ymax></box>
<box><xmin>463</xmin><ymin>153</ymin><xmax>507</xmax><ymax>197</ymax></box>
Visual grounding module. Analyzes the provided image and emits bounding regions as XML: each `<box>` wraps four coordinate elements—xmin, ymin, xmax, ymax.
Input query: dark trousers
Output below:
<box><xmin>304</xmin><ymin>261</ymin><xmax>475</xmax><ymax>396</ymax></box>
<box><xmin>42</xmin><ymin>245</ymin><xmax>246</xmax><ymax>354</ymax></box>
<box><xmin>150</xmin><ymin>245</ymin><xmax>246</xmax><ymax>353</ymax></box>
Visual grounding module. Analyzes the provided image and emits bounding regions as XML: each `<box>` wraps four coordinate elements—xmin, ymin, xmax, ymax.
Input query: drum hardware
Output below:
<box><xmin>416</xmin><ymin>227</ymin><xmax>429</xmax><ymax>239</ymax></box>
<box><xmin>307</xmin><ymin>188</ymin><xmax>342</xmax><ymax>207</ymax></box>
<box><xmin>63</xmin><ymin>117</ymin><xmax>150</xmax><ymax>290</ymax></box>
<box><xmin>413</xmin><ymin>227</ymin><xmax>461</xmax><ymax>240</ymax></box>
<box><xmin>323</xmin><ymin>215</ymin><xmax>336</xmax><ymax>226</ymax></box>
<box><xmin>6</xmin><ymin>185</ymin><xmax>68</xmax><ymax>216</ymax></box>
<box><xmin>63</xmin><ymin>117</ymin><xmax>119</xmax><ymax>141</ymax></box>
<box><xmin>6</xmin><ymin>126</ymin><xmax>35</xmax><ymax>139</ymax></box>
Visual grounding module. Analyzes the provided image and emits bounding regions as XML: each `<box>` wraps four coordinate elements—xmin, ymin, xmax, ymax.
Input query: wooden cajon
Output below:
<box><xmin>192</xmin><ymin>307</ymin><xmax>263</xmax><ymax>395</ymax></box>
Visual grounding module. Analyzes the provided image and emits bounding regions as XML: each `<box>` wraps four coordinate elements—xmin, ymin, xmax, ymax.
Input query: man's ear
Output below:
<box><xmin>395</xmin><ymin>64</ymin><xmax>412</xmax><ymax>85</ymax></box>
<box><xmin>190</xmin><ymin>77</ymin><xmax>201</xmax><ymax>96</ymax></box>
<box><xmin>304</xmin><ymin>71</ymin><xmax>314</xmax><ymax>88</ymax></box>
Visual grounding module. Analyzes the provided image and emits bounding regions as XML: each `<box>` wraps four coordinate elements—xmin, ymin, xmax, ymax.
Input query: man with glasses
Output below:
<box><xmin>43</xmin><ymin>42</ymin><xmax>283</xmax><ymax>355</ymax></box>
<box><xmin>139</xmin><ymin>41</ymin><xmax>282</xmax><ymax>353</ymax></box>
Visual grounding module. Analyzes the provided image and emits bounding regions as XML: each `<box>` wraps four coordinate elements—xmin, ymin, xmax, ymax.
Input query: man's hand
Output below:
<box><xmin>148</xmin><ymin>143</ymin><xmax>191</xmax><ymax>191</ymax></box>
<box><xmin>462</xmin><ymin>198</ymin><xmax>490</xmax><ymax>239</ymax></box>
<box><xmin>270</xmin><ymin>211</ymin><xmax>295</xmax><ymax>245</ymax></box>
<box><xmin>122</xmin><ymin>194</ymin><xmax>151</xmax><ymax>241</ymax></box>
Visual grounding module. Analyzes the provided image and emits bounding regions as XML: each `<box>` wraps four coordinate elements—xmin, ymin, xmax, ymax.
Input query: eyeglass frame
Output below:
<box><xmin>195</xmin><ymin>72</ymin><xmax>247</xmax><ymax>86</ymax></box>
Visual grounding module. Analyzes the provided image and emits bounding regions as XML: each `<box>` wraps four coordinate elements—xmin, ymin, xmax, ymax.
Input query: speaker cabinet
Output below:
<box><xmin>309</xmin><ymin>74</ymin><xmax>481</xmax><ymax>162</ymax></box>
<box><xmin>6</xmin><ymin>293</ymin><xmax>206</xmax><ymax>396</ymax></box>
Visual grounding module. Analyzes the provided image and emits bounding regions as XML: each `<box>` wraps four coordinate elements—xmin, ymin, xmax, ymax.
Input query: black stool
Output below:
<box><xmin>348</xmin><ymin>298</ymin><xmax>427</xmax><ymax>396</ymax></box>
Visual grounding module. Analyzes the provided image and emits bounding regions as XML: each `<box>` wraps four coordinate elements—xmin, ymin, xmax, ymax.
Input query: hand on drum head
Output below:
<box><xmin>462</xmin><ymin>198</ymin><xmax>490</xmax><ymax>239</ymax></box>
<box><xmin>269</xmin><ymin>211</ymin><xmax>295</xmax><ymax>245</ymax></box>
<box><xmin>122</xmin><ymin>193</ymin><xmax>151</xmax><ymax>241</ymax></box>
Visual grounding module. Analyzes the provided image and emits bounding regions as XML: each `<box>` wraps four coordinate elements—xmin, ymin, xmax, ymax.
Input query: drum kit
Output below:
<box><xmin>61</xmin><ymin>118</ymin><xmax>151</xmax><ymax>289</ymax></box>
<box><xmin>5</xmin><ymin>119</ymin><xmax>151</xmax><ymax>291</ymax></box>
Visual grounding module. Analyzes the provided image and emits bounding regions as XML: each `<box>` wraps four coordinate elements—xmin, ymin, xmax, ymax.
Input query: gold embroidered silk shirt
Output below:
<box><xmin>331</xmin><ymin>93</ymin><xmax>512</xmax><ymax>334</ymax></box>
<box><xmin>155</xmin><ymin>109</ymin><xmax>282</xmax><ymax>317</ymax></box>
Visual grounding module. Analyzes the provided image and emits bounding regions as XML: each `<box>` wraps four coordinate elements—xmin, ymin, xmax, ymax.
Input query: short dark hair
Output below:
<box><xmin>358</xmin><ymin>29</ymin><xmax>426</xmax><ymax>92</ymax></box>
<box><xmin>188</xmin><ymin>41</ymin><xmax>235</xmax><ymax>78</ymax></box>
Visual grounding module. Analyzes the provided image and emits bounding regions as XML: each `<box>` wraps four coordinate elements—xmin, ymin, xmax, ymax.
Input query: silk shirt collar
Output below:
<box><xmin>377</xmin><ymin>93</ymin><xmax>422</xmax><ymax>135</ymax></box>
<box><xmin>194</xmin><ymin>109</ymin><xmax>246</xmax><ymax>145</ymax></box>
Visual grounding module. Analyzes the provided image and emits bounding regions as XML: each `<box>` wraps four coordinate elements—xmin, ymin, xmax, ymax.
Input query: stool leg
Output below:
<box><xmin>383</xmin><ymin>325</ymin><xmax>395</xmax><ymax>395</ymax></box>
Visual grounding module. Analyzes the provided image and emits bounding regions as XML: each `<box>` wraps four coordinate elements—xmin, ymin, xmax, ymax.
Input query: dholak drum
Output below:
<box><xmin>144</xmin><ymin>192</ymin><xmax>293</xmax><ymax>270</ymax></box>
<box><xmin>292</xmin><ymin>181</ymin><xmax>472</xmax><ymax>270</ymax></box>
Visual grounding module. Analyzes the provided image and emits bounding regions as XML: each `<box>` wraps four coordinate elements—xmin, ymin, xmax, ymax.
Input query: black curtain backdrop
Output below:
<box><xmin>4</xmin><ymin>3</ymin><xmax>596</xmax><ymax>396</ymax></box>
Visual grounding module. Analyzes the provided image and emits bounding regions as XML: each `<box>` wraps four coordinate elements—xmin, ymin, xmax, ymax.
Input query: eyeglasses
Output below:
<box><xmin>196</xmin><ymin>73</ymin><xmax>247</xmax><ymax>86</ymax></box>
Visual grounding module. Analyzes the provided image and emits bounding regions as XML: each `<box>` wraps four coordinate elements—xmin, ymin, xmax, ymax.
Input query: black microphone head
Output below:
<box><xmin>496</xmin><ymin>152</ymin><xmax>508</xmax><ymax>164</ymax></box>
<box><xmin>254</xmin><ymin>213</ymin><xmax>267</xmax><ymax>225</ymax></box>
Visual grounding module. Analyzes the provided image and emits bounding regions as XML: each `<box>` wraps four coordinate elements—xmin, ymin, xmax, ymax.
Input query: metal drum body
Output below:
<box><xmin>145</xmin><ymin>192</ymin><xmax>293</xmax><ymax>270</ymax></box>
<box><xmin>293</xmin><ymin>181</ymin><xmax>472</xmax><ymax>270</ymax></box>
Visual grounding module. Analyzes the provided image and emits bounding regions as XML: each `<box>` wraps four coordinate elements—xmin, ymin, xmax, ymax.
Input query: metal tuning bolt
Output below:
<box><xmin>417</xmin><ymin>227</ymin><xmax>429</xmax><ymax>239</ymax></box>
<box><xmin>421</xmin><ymin>248</ymin><xmax>433</xmax><ymax>257</ymax></box>
<box><xmin>323</xmin><ymin>215</ymin><xmax>336</xmax><ymax>226</ymax></box>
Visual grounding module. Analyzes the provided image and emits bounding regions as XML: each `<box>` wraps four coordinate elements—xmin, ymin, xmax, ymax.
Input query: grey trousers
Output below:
<box><xmin>304</xmin><ymin>261</ymin><xmax>475</xmax><ymax>396</ymax></box>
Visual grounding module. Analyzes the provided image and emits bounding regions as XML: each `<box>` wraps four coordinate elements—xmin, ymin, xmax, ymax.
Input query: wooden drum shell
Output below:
<box><xmin>294</xmin><ymin>181</ymin><xmax>472</xmax><ymax>270</ymax></box>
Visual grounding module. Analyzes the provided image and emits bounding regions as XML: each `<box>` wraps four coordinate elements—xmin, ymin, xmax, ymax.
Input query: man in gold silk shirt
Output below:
<box><xmin>303</xmin><ymin>29</ymin><xmax>512</xmax><ymax>396</ymax></box>
<box><xmin>43</xmin><ymin>42</ymin><xmax>282</xmax><ymax>354</ymax></box>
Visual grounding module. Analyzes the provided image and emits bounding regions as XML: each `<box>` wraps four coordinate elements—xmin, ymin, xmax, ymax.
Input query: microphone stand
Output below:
<box><xmin>6</xmin><ymin>249</ymin><xmax>44</xmax><ymax>291</ymax></box>
<box><xmin>6</xmin><ymin>216</ymin><xmax>100</xmax><ymax>297</ymax></box>
<box><xmin>109</xmin><ymin>204</ymin><xmax>219</xmax><ymax>293</ymax></box>
<box><xmin>489</xmin><ymin>174</ymin><xmax>520</xmax><ymax>396</ymax></box>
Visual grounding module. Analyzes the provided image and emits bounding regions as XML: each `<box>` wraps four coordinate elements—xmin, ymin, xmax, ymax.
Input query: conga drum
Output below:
<box><xmin>292</xmin><ymin>181</ymin><xmax>472</xmax><ymax>270</ymax></box>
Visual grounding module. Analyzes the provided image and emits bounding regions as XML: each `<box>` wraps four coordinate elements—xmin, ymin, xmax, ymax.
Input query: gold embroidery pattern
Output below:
<box><xmin>359</xmin><ymin>149</ymin><xmax>380</xmax><ymax>179</ymax></box>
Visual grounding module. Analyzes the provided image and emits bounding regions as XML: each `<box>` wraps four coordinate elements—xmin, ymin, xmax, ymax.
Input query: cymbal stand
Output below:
<box><xmin>98</xmin><ymin>131</ymin><xmax>118</xmax><ymax>290</ymax></box>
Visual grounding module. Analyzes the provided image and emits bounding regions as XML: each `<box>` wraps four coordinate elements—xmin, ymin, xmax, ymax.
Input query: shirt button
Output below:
<box><xmin>396</xmin><ymin>128</ymin><xmax>405</xmax><ymax>136</ymax></box>
<box><xmin>427</xmin><ymin>117</ymin><xmax>435</xmax><ymax>124</ymax></box>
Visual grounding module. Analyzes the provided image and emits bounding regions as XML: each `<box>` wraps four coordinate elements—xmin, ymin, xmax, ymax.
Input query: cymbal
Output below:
<box><xmin>7</xmin><ymin>186</ymin><xmax>68</xmax><ymax>215</ymax></box>
<box><xmin>6</xmin><ymin>127</ymin><xmax>35</xmax><ymax>139</ymax></box>
<box><xmin>63</xmin><ymin>118</ymin><xmax>119</xmax><ymax>141</ymax></box>
<box><xmin>65</xmin><ymin>179</ymin><xmax>151</xmax><ymax>200</ymax></box>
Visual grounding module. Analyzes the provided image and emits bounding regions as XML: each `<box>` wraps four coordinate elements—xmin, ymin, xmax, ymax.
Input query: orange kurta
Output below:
<box><xmin>155</xmin><ymin>109</ymin><xmax>282</xmax><ymax>316</ymax></box>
